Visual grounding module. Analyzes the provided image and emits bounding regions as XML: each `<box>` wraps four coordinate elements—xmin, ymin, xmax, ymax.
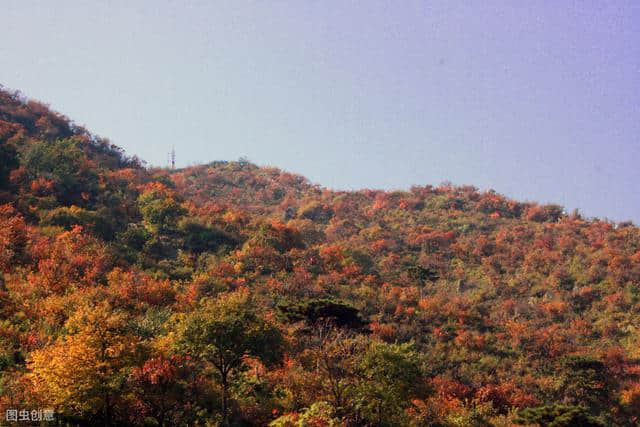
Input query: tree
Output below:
<box><xmin>130</xmin><ymin>355</ymin><xmax>191</xmax><ymax>427</ymax></box>
<box><xmin>277</xmin><ymin>298</ymin><xmax>367</xmax><ymax>330</ymax></box>
<box><xmin>297</xmin><ymin>333</ymin><xmax>428</xmax><ymax>426</ymax></box>
<box><xmin>27</xmin><ymin>303</ymin><xmax>137</xmax><ymax>426</ymax></box>
<box><xmin>0</xmin><ymin>140</ymin><xmax>18</xmax><ymax>190</ymax></box>
<box><xmin>300</xmin><ymin>328</ymin><xmax>360</xmax><ymax>418</ymax></box>
<box><xmin>173</xmin><ymin>290</ymin><xmax>284</xmax><ymax>425</ymax></box>
<box><xmin>556</xmin><ymin>356</ymin><xmax>610</xmax><ymax>411</ymax></box>
<box><xmin>353</xmin><ymin>340</ymin><xmax>427</xmax><ymax>426</ymax></box>
<box><xmin>269</xmin><ymin>402</ymin><xmax>340</xmax><ymax>427</ymax></box>
<box><xmin>22</xmin><ymin>138</ymin><xmax>99</xmax><ymax>206</ymax></box>
<box><xmin>27</xmin><ymin>225</ymin><xmax>112</xmax><ymax>294</ymax></box>
<box><xmin>514</xmin><ymin>404</ymin><xmax>604</xmax><ymax>427</ymax></box>
<box><xmin>137</xmin><ymin>182</ymin><xmax>186</xmax><ymax>234</ymax></box>
<box><xmin>0</xmin><ymin>203</ymin><xmax>27</xmax><ymax>272</ymax></box>
<box><xmin>179</xmin><ymin>218</ymin><xmax>237</xmax><ymax>254</ymax></box>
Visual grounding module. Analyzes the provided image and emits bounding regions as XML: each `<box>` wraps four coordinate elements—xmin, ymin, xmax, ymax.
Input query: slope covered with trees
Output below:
<box><xmin>1</xmin><ymin>87</ymin><xmax>639</xmax><ymax>426</ymax></box>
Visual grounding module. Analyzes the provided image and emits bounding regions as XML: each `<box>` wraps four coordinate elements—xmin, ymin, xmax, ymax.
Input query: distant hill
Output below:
<box><xmin>1</xmin><ymin>87</ymin><xmax>639</xmax><ymax>426</ymax></box>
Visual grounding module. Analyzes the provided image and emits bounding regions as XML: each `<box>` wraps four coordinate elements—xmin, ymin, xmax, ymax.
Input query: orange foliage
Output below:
<box><xmin>105</xmin><ymin>268</ymin><xmax>176</xmax><ymax>311</ymax></box>
<box><xmin>0</xmin><ymin>204</ymin><xmax>28</xmax><ymax>272</ymax></box>
<box><xmin>27</xmin><ymin>226</ymin><xmax>111</xmax><ymax>294</ymax></box>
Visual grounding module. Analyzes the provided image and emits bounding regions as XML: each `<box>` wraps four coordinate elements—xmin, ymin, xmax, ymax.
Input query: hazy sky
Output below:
<box><xmin>2</xmin><ymin>1</ymin><xmax>639</xmax><ymax>222</ymax></box>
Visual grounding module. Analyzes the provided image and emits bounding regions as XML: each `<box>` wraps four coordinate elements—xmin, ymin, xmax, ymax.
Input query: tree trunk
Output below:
<box><xmin>104</xmin><ymin>392</ymin><xmax>111</xmax><ymax>427</ymax></box>
<box><xmin>221</xmin><ymin>371</ymin><xmax>229</xmax><ymax>427</ymax></box>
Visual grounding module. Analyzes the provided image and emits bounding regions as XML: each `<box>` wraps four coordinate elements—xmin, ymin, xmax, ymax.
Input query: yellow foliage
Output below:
<box><xmin>27</xmin><ymin>303</ymin><xmax>137</xmax><ymax>418</ymax></box>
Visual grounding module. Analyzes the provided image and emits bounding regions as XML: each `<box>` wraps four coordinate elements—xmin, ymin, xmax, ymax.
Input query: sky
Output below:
<box><xmin>2</xmin><ymin>1</ymin><xmax>639</xmax><ymax>222</ymax></box>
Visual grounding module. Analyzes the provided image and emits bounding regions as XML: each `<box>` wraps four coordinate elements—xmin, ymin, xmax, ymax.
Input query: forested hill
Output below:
<box><xmin>1</xmin><ymin>87</ymin><xmax>640</xmax><ymax>426</ymax></box>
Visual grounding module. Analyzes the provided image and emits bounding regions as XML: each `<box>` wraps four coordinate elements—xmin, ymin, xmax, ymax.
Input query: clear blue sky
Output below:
<box><xmin>2</xmin><ymin>1</ymin><xmax>639</xmax><ymax>222</ymax></box>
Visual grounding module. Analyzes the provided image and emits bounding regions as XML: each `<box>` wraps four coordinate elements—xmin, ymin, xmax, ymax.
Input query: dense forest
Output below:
<box><xmin>0</xmin><ymin>87</ymin><xmax>639</xmax><ymax>426</ymax></box>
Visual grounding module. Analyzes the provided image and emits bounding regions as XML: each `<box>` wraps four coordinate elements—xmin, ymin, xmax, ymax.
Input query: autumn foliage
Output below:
<box><xmin>1</xmin><ymin>87</ymin><xmax>640</xmax><ymax>426</ymax></box>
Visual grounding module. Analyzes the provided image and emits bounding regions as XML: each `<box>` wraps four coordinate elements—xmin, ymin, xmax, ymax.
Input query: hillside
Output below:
<box><xmin>1</xmin><ymin>88</ymin><xmax>640</xmax><ymax>426</ymax></box>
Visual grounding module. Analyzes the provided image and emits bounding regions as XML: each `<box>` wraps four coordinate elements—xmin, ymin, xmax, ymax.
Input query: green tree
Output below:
<box><xmin>179</xmin><ymin>218</ymin><xmax>237</xmax><ymax>254</ymax></box>
<box><xmin>269</xmin><ymin>402</ymin><xmax>340</xmax><ymax>427</ymax></box>
<box><xmin>173</xmin><ymin>290</ymin><xmax>284</xmax><ymax>426</ymax></box>
<box><xmin>22</xmin><ymin>138</ymin><xmax>98</xmax><ymax>205</ymax></box>
<box><xmin>557</xmin><ymin>356</ymin><xmax>610</xmax><ymax>411</ymax></box>
<box><xmin>0</xmin><ymin>140</ymin><xmax>18</xmax><ymax>190</ymax></box>
<box><xmin>277</xmin><ymin>298</ymin><xmax>367</xmax><ymax>330</ymax></box>
<box><xmin>137</xmin><ymin>183</ymin><xmax>186</xmax><ymax>234</ymax></box>
<box><xmin>353</xmin><ymin>340</ymin><xmax>427</xmax><ymax>426</ymax></box>
<box><xmin>514</xmin><ymin>404</ymin><xmax>605</xmax><ymax>427</ymax></box>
